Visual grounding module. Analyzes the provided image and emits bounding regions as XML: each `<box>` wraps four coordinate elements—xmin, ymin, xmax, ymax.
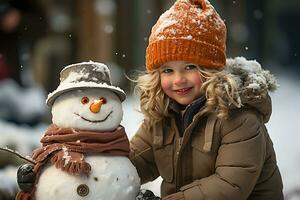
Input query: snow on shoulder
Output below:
<box><xmin>225</xmin><ymin>57</ymin><xmax>279</xmax><ymax>94</ymax></box>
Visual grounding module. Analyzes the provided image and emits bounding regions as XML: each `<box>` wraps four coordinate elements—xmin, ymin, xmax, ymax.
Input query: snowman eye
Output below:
<box><xmin>100</xmin><ymin>97</ymin><xmax>107</xmax><ymax>104</ymax></box>
<box><xmin>81</xmin><ymin>96</ymin><xmax>89</xmax><ymax>104</ymax></box>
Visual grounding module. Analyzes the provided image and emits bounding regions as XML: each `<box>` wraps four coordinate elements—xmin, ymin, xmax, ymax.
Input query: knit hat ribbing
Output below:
<box><xmin>146</xmin><ymin>0</ymin><xmax>227</xmax><ymax>71</ymax></box>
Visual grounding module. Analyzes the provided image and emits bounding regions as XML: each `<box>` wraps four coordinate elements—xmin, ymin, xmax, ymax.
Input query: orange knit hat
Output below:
<box><xmin>146</xmin><ymin>0</ymin><xmax>227</xmax><ymax>71</ymax></box>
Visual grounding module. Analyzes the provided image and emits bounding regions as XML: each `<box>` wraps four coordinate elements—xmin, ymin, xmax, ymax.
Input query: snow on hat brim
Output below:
<box><xmin>46</xmin><ymin>82</ymin><xmax>126</xmax><ymax>107</ymax></box>
<box><xmin>46</xmin><ymin>61</ymin><xmax>126</xmax><ymax>107</ymax></box>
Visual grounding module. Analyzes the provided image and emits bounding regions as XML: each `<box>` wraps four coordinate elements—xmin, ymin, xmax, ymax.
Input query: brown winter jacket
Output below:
<box><xmin>130</xmin><ymin>58</ymin><xmax>283</xmax><ymax>200</ymax></box>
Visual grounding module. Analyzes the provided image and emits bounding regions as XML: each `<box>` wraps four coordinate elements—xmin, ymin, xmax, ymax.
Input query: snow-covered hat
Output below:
<box><xmin>46</xmin><ymin>61</ymin><xmax>126</xmax><ymax>106</ymax></box>
<box><xmin>146</xmin><ymin>0</ymin><xmax>227</xmax><ymax>71</ymax></box>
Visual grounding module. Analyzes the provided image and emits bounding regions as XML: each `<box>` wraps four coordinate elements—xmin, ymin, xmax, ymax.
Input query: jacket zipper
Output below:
<box><xmin>179</xmin><ymin>137</ymin><xmax>183</xmax><ymax>148</ymax></box>
<box><xmin>175</xmin><ymin>137</ymin><xmax>183</xmax><ymax>191</ymax></box>
<box><xmin>174</xmin><ymin>113</ymin><xmax>205</xmax><ymax>191</ymax></box>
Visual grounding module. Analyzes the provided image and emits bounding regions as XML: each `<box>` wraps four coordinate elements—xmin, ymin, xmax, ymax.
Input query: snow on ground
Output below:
<box><xmin>0</xmin><ymin>72</ymin><xmax>299</xmax><ymax>197</ymax></box>
<box><xmin>0</xmin><ymin>122</ymin><xmax>46</xmax><ymax>193</ymax></box>
<box><xmin>266</xmin><ymin>73</ymin><xmax>300</xmax><ymax>194</ymax></box>
<box><xmin>0</xmin><ymin>121</ymin><xmax>46</xmax><ymax>155</ymax></box>
<box><xmin>0</xmin><ymin>79</ymin><xmax>47</xmax><ymax>124</ymax></box>
<box><xmin>121</xmin><ymin>95</ymin><xmax>143</xmax><ymax>139</ymax></box>
<box><xmin>0</xmin><ymin>166</ymin><xmax>19</xmax><ymax>196</ymax></box>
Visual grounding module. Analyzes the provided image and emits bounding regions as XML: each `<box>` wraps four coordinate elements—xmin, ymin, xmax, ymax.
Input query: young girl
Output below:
<box><xmin>130</xmin><ymin>0</ymin><xmax>283</xmax><ymax>199</ymax></box>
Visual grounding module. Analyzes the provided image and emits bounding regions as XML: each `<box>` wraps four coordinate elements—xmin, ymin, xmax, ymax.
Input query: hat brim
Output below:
<box><xmin>46</xmin><ymin>82</ymin><xmax>126</xmax><ymax>107</ymax></box>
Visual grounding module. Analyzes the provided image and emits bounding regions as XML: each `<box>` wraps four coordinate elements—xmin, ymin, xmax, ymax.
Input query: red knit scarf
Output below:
<box><xmin>16</xmin><ymin>124</ymin><xmax>130</xmax><ymax>200</ymax></box>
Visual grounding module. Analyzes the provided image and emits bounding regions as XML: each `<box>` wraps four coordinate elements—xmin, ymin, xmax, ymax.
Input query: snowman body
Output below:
<box><xmin>35</xmin><ymin>87</ymin><xmax>140</xmax><ymax>200</ymax></box>
<box><xmin>35</xmin><ymin>155</ymin><xmax>140</xmax><ymax>200</ymax></box>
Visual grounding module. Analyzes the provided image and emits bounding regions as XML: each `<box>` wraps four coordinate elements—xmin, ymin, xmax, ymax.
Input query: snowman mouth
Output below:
<box><xmin>74</xmin><ymin>111</ymin><xmax>113</xmax><ymax>123</ymax></box>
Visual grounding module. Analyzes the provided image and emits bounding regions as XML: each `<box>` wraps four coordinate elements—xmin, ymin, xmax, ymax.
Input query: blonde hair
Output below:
<box><xmin>201</xmin><ymin>69</ymin><xmax>241</xmax><ymax>119</ymax></box>
<box><xmin>134</xmin><ymin>67</ymin><xmax>240</xmax><ymax>122</ymax></box>
<box><xmin>133</xmin><ymin>70</ymin><xmax>169</xmax><ymax>121</ymax></box>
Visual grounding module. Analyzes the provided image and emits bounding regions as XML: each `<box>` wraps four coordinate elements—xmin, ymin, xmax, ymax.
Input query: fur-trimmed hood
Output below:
<box><xmin>214</xmin><ymin>57</ymin><xmax>278</xmax><ymax>123</ymax></box>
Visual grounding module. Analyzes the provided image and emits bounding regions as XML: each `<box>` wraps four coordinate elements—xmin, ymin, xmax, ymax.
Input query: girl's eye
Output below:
<box><xmin>186</xmin><ymin>64</ymin><xmax>197</xmax><ymax>70</ymax></box>
<box><xmin>100</xmin><ymin>97</ymin><xmax>107</xmax><ymax>104</ymax></box>
<box><xmin>81</xmin><ymin>96</ymin><xmax>89</xmax><ymax>104</ymax></box>
<box><xmin>161</xmin><ymin>68</ymin><xmax>173</xmax><ymax>74</ymax></box>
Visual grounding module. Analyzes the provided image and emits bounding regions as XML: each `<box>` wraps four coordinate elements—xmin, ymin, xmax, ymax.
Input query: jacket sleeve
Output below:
<box><xmin>129</xmin><ymin>120</ymin><xmax>160</xmax><ymax>184</ymax></box>
<box><xmin>179</xmin><ymin>110</ymin><xmax>267</xmax><ymax>200</ymax></box>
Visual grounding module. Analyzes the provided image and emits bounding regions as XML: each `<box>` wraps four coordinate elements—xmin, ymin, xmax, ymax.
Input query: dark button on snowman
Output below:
<box><xmin>16</xmin><ymin>61</ymin><xmax>141</xmax><ymax>200</ymax></box>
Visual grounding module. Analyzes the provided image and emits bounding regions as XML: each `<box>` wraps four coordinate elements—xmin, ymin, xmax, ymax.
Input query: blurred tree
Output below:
<box><xmin>246</xmin><ymin>0</ymin><xmax>265</xmax><ymax>61</ymax></box>
<box><xmin>0</xmin><ymin>0</ymin><xmax>47</xmax><ymax>86</ymax></box>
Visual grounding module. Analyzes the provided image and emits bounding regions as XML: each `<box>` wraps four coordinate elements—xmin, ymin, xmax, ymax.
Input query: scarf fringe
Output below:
<box><xmin>15</xmin><ymin>191</ymin><xmax>31</xmax><ymax>200</ymax></box>
<box><xmin>50</xmin><ymin>152</ymin><xmax>91</xmax><ymax>175</ymax></box>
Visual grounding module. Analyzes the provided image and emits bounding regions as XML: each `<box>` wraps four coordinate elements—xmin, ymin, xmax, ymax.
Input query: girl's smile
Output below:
<box><xmin>160</xmin><ymin>61</ymin><xmax>203</xmax><ymax>105</ymax></box>
<box><xmin>174</xmin><ymin>87</ymin><xmax>193</xmax><ymax>95</ymax></box>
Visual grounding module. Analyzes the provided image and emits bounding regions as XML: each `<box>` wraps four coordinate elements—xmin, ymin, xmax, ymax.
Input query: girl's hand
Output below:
<box><xmin>162</xmin><ymin>191</ymin><xmax>184</xmax><ymax>200</ymax></box>
<box><xmin>136</xmin><ymin>189</ymin><xmax>161</xmax><ymax>200</ymax></box>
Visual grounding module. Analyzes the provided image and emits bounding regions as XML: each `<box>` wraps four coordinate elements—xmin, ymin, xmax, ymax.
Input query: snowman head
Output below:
<box><xmin>52</xmin><ymin>88</ymin><xmax>123</xmax><ymax>131</ymax></box>
<box><xmin>46</xmin><ymin>61</ymin><xmax>126</xmax><ymax>131</ymax></box>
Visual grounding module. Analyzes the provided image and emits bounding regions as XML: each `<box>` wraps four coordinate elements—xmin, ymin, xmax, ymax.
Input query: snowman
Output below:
<box><xmin>15</xmin><ymin>61</ymin><xmax>144</xmax><ymax>200</ymax></box>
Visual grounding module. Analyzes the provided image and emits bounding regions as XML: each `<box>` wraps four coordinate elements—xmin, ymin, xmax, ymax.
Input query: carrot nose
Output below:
<box><xmin>90</xmin><ymin>99</ymin><xmax>104</xmax><ymax>113</ymax></box>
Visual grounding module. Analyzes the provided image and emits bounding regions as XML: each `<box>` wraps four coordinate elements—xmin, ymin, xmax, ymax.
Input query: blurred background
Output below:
<box><xmin>0</xmin><ymin>0</ymin><xmax>299</xmax><ymax>199</ymax></box>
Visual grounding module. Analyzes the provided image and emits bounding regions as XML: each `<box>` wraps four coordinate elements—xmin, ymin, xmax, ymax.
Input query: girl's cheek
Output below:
<box><xmin>160</xmin><ymin>78</ymin><xmax>171</xmax><ymax>91</ymax></box>
<box><xmin>193</xmin><ymin>73</ymin><xmax>203</xmax><ymax>86</ymax></box>
<box><xmin>196</xmin><ymin>77</ymin><xmax>203</xmax><ymax>87</ymax></box>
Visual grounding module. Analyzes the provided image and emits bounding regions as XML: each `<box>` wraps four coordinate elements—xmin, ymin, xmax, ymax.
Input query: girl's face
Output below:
<box><xmin>159</xmin><ymin>61</ymin><xmax>203</xmax><ymax>105</ymax></box>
